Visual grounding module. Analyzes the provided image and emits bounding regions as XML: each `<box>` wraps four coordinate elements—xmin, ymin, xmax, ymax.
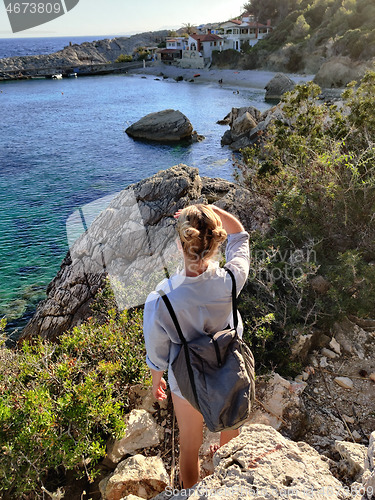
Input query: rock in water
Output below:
<box><xmin>20</xmin><ymin>165</ymin><xmax>270</xmax><ymax>341</ymax></box>
<box><xmin>265</xmin><ymin>73</ymin><xmax>295</xmax><ymax>100</ymax></box>
<box><xmin>125</xmin><ymin>109</ymin><xmax>194</xmax><ymax>142</ymax></box>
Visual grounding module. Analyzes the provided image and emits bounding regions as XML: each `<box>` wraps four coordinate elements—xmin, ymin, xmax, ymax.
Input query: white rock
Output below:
<box><xmin>106</xmin><ymin>409</ymin><xmax>164</xmax><ymax>464</ymax></box>
<box><xmin>199</xmin><ymin>427</ymin><xmax>220</xmax><ymax>477</ymax></box>
<box><xmin>335</xmin><ymin>440</ymin><xmax>367</xmax><ymax>476</ymax></box>
<box><xmin>120</xmin><ymin>496</ymin><xmax>145</xmax><ymax>500</ymax></box>
<box><xmin>213</xmin><ymin>424</ymin><xmax>349</xmax><ymax>499</ymax></box>
<box><xmin>329</xmin><ymin>337</ymin><xmax>341</xmax><ymax>354</ymax></box>
<box><xmin>369</xmin><ymin>372</ymin><xmax>375</xmax><ymax>382</ymax></box>
<box><xmin>100</xmin><ymin>454</ymin><xmax>169</xmax><ymax>500</ymax></box>
<box><xmin>320</xmin><ymin>356</ymin><xmax>329</xmax><ymax>367</ymax></box>
<box><xmin>334</xmin><ymin>377</ymin><xmax>354</xmax><ymax>389</ymax></box>
<box><xmin>242</xmin><ymin>373</ymin><xmax>307</xmax><ymax>439</ymax></box>
<box><xmin>365</xmin><ymin>431</ymin><xmax>375</xmax><ymax>471</ymax></box>
<box><xmin>301</xmin><ymin>371</ymin><xmax>310</xmax><ymax>381</ymax></box>
<box><xmin>231</xmin><ymin>112</ymin><xmax>257</xmax><ymax>140</ymax></box>
<box><xmin>362</xmin><ymin>470</ymin><xmax>375</xmax><ymax>497</ymax></box>
<box><xmin>321</xmin><ymin>347</ymin><xmax>338</xmax><ymax>359</ymax></box>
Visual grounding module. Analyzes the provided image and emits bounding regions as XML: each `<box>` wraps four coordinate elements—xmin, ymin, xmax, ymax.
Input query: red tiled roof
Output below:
<box><xmin>229</xmin><ymin>19</ymin><xmax>242</xmax><ymax>25</ymax></box>
<box><xmin>190</xmin><ymin>34</ymin><xmax>222</xmax><ymax>42</ymax></box>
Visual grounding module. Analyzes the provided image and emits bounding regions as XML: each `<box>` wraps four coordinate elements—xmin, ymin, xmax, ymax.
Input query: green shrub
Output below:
<box><xmin>211</xmin><ymin>49</ymin><xmax>241</xmax><ymax>68</ymax></box>
<box><xmin>0</xmin><ymin>290</ymin><xmax>148</xmax><ymax>497</ymax></box>
<box><xmin>115</xmin><ymin>54</ymin><xmax>133</xmax><ymax>63</ymax></box>
<box><xmin>236</xmin><ymin>74</ymin><xmax>375</xmax><ymax>368</ymax></box>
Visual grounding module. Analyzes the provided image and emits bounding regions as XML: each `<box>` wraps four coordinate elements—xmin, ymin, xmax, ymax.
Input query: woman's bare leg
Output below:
<box><xmin>172</xmin><ymin>392</ymin><xmax>204</xmax><ymax>489</ymax></box>
<box><xmin>220</xmin><ymin>429</ymin><xmax>239</xmax><ymax>447</ymax></box>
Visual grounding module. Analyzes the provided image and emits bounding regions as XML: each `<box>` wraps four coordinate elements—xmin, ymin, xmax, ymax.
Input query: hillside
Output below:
<box><xmin>228</xmin><ymin>0</ymin><xmax>375</xmax><ymax>86</ymax></box>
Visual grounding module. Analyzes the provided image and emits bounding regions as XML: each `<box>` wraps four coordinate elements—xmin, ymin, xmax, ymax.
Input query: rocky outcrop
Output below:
<box><xmin>244</xmin><ymin>373</ymin><xmax>308</xmax><ymax>440</ymax></box>
<box><xmin>99</xmin><ymin>454</ymin><xmax>169</xmax><ymax>500</ymax></box>
<box><xmin>361</xmin><ymin>431</ymin><xmax>375</xmax><ymax>498</ymax></box>
<box><xmin>265</xmin><ymin>73</ymin><xmax>295</xmax><ymax>100</ymax></box>
<box><xmin>106</xmin><ymin>410</ymin><xmax>164</xmax><ymax>466</ymax></box>
<box><xmin>20</xmin><ymin>165</ymin><xmax>269</xmax><ymax>340</ymax></box>
<box><xmin>335</xmin><ymin>440</ymin><xmax>367</xmax><ymax>479</ymax></box>
<box><xmin>314</xmin><ymin>56</ymin><xmax>375</xmax><ymax>88</ymax></box>
<box><xmin>0</xmin><ymin>31</ymin><xmax>168</xmax><ymax>74</ymax></box>
<box><xmin>125</xmin><ymin>110</ymin><xmax>195</xmax><ymax>142</ymax></box>
<box><xmin>153</xmin><ymin>423</ymin><xmax>352</xmax><ymax>499</ymax></box>
<box><xmin>220</xmin><ymin>105</ymin><xmax>287</xmax><ymax>151</ymax></box>
<box><xmin>292</xmin><ymin>315</ymin><xmax>375</xmax><ymax>457</ymax></box>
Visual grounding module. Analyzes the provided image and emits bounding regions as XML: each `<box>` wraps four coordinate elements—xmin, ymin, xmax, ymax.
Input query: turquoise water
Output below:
<box><xmin>0</xmin><ymin>73</ymin><xmax>271</xmax><ymax>333</ymax></box>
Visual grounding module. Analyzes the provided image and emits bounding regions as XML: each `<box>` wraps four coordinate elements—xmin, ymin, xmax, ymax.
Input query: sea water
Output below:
<box><xmin>0</xmin><ymin>56</ymin><xmax>271</xmax><ymax>334</ymax></box>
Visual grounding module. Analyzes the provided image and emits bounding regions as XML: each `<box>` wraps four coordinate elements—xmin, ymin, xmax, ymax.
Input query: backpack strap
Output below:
<box><xmin>157</xmin><ymin>289</ymin><xmax>201</xmax><ymax>411</ymax></box>
<box><xmin>223</xmin><ymin>267</ymin><xmax>238</xmax><ymax>331</ymax></box>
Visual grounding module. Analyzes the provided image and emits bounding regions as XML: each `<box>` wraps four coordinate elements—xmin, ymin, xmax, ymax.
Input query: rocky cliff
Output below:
<box><xmin>0</xmin><ymin>30</ymin><xmax>167</xmax><ymax>73</ymax></box>
<box><xmin>20</xmin><ymin>165</ymin><xmax>269</xmax><ymax>341</ymax></box>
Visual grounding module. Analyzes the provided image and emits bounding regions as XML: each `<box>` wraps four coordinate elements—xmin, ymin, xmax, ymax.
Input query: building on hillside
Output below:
<box><xmin>187</xmin><ymin>33</ymin><xmax>224</xmax><ymax>64</ymax></box>
<box><xmin>196</xmin><ymin>22</ymin><xmax>223</xmax><ymax>35</ymax></box>
<box><xmin>220</xmin><ymin>14</ymin><xmax>272</xmax><ymax>51</ymax></box>
<box><xmin>158</xmin><ymin>36</ymin><xmax>188</xmax><ymax>63</ymax></box>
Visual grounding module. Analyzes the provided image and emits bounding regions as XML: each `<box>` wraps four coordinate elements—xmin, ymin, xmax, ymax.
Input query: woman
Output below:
<box><xmin>143</xmin><ymin>204</ymin><xmax>250</xmax><ymax>488</ymax></box>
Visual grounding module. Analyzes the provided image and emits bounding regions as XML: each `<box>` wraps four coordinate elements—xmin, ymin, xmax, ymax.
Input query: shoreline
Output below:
<box><xmin>129</xmin><ymin>63</ymin><xmax>316</xmax><ymax>91</ymax></box>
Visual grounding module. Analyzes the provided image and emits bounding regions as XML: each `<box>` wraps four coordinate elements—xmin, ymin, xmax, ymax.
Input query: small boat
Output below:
<box><xmin>67</xmin><ymin>72</ymin><xmax>77</xmax><ymax>78</ymax></box>
<box><xmin>31</xmin><ymin>76</ymin><xmax>46</xmax><ymax>80</ymax></box>
<box><xmin>194</xmin><ymin>73</ymin><xmax>201</xmax><ymax>78</ymax></box>
<box><xmin>52</xmin><ymin>74</ymin><xmax>63</xmax><ymax>79</ymax></box>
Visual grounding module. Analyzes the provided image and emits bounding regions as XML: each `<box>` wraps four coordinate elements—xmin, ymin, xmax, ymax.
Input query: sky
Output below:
<box><xmin>0</xmin><ymin>0</ymin><xmax>246</xmax><ymax>38</ymax></box>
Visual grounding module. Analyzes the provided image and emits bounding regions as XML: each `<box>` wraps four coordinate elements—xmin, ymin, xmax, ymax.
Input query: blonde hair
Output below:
<box><xmin>176</xmin><ymin>204</ymin><xmax>227</xmax><ymax>262</ymax></box>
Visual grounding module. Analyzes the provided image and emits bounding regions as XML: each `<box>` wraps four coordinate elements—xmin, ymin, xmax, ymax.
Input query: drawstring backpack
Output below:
<box><xmin>157</xmin><ymin>267</ymin><xmax>256</xmax><ymax>432</ymax></box>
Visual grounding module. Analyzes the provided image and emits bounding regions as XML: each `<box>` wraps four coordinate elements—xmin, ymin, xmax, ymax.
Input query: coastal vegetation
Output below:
<box><xmin>236</xmin><ymin>71</ymin><xmax>375</xmax><ymax>372</ymax></box>
<box><xmin>0</xmin><ymin>284</ymin><xmax>148</xmax><ymax>497</ymax></box>
<box><xmin>213</xmin><ymin>0</ymin><xmax>375</xmax><ymax>72</ymax></box>
<box><xmin>115</xmin><ymin>54</ymin><xmax>133</xmax><ymax>63</ymax></box>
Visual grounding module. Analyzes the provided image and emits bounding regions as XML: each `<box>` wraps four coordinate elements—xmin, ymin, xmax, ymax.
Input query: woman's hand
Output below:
<box><xmin>152</xmin><ymin>377</ymin><xmax>167</xmax><ymax>401</ymax></box>
<box><xmin>174</xmin><ymin>209</ymin><xmax>183</xmax><ymax>220</ymax></box>
<box><xmin>150</xmin><ymin>369</ymin><xmax>167</xmax><ymax>401</ymax></box>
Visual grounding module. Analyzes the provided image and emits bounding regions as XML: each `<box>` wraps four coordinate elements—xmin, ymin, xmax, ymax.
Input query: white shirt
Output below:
<box><xmin>143</xmin><ymin>231</ymin><xmax>250</xmax><ymax>398</ymax></box>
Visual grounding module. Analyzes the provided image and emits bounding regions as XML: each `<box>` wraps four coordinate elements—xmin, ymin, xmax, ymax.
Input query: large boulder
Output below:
<box><xmin>106</xmin><ymin>410</ymin><xmax>164</xmax><ymax>465</ymax></box>
<box><xmin>99</xmin><ymin>454</ymin><xmax>169</xmax><ymax>500</ymax></box>
<box><xmin>154</xmin><ymin>424</ymin><xmax>351</xmax><ymax>499</ymax></box>
<box><xmin>231</xmin><ymin>112</ymin><xmax>258</xmax><ymax>141</ymax></box>
<box><xmin>21</xmin><ymin>165</ymin><xmax>270</xmax><ymax>340</ymax></box>
<box><xmin>314</xmin><ymin>56</ymin><xmax>374</xmax><ymax>88</ymax></box>
<box><xmin>335</xmin><ymin>440</ymin><xmax>367</xmax><ymax>479</ymax></box>
<box><xmin>243</xmin><ymin>372</ymin><xmax>308</xmax><ymax>440</ymax></box>
<box><xmin>125</xmin><ymin>109</ymin><xmax>194</xmax><ymax>142</ymax></box>
<box><xmin>265</xmin><ymin>73</ymin><xmax>295</xmax><ymax>100</ymax></box>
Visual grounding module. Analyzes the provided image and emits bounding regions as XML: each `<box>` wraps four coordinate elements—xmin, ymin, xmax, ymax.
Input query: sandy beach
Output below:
<box><xmin>130</xmin><ymin>62</ymin><xmax>315</xmax><ymax>91</ymax></box>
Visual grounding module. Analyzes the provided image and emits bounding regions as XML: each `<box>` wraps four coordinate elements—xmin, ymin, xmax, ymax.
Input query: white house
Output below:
<box><xmin>221</xmin><ymin>15</ymin><xmax>273</xmax><ymax>51</ymax></box>
<box><xmin>158</xmin><ymin>36</ymin><xmax>189</xmax><ymax>63</ymax></box>
<box><xmin>187</xmin><ymin>33</ymin><xmax>224</xmax><ymax>63</ymax></box>
<box><xmin>165</xmin><ymin>37</ymin><xmax>189</xmax><ymax>51</ymax></box>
